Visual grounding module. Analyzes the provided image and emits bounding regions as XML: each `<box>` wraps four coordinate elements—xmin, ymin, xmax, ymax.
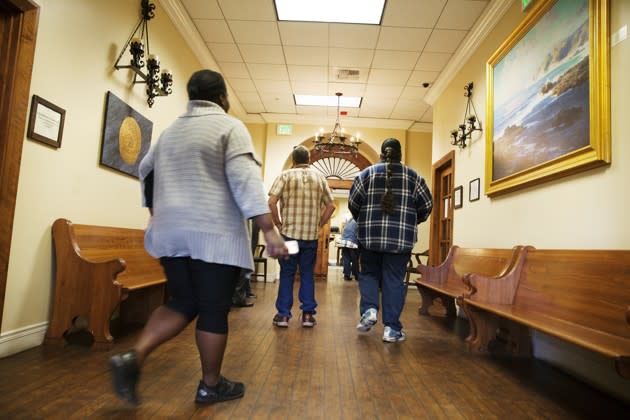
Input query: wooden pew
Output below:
<box><xmin>410</xmin><ymin>245</ymin><xmax>523</xmax><ymax>317</ymax></box>
<box><xmin>462</xmin><ymin>247</ymin><xmax>630</xmax><ymax>379</ymax></box>
<box><xmin>45</xmin><ymin>218</ymin><xmax>165</xmax><ymax>350</ymax></box>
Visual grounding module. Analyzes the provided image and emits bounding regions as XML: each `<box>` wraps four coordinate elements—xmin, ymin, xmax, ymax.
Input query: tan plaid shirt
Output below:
<box><xmin>269</xmin><ymin>164</ymin><xmax>334</xmax><ymax>240</ymax></box>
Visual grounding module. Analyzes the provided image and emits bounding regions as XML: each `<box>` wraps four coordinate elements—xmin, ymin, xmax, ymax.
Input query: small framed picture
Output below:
<box><xmin>453</xmin><ymin>185</ymin><xmax>463</xmax><ymax>209</ymax></box>
<box><xmin>469</xmin><ymin>178</ymin><xmax>480</xmax><ymax>202</ymax></box>
<box><xmin>27</xmin><ymin>95</ymin><xmax>66</xmax><ymax>148</ymax></box>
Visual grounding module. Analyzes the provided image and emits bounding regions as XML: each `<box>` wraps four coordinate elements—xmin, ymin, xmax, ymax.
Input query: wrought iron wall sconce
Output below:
<box><xmin>450</xmin><ymin>82</ymin><xmax>482</xmax><ymax>149</ymax></box>
<box><xmin>113</xmin><ymin>0</ymin><xmax>173</xmax><ymax>108</ymax></box>
<box><xmin>313</xmin><ymin>92</ymin><xmax>362</xmax><ymax>156</ymax></box>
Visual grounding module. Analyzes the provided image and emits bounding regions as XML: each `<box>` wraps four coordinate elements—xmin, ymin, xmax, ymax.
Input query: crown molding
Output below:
<box><xmin>158</xmin><ymin>0</ymin><xmax>247</xmax><ymax>119</ymax></box>
<box><xmin>424</xmin><ymin>0</ymin><xmax>514</xmax><ymax>105</ymax></box>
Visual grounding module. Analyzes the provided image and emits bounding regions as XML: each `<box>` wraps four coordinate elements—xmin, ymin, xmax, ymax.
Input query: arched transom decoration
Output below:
<box><xmin>311</xmin><ymin>157</ymin><xmax>360</xmax><ymax>180</ymax></box>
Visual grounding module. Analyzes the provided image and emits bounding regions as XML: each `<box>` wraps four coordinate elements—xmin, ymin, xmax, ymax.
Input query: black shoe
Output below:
<box><xmin>232</xmin><ymin>299</ymin><xmax>254</xmax><ymax>307</ymax></box>
<box><xmin>195</xmin><ymin>376</ymin><xmax>245</xmax><ymax>404</ymax></box>
<box><xmin>110</xmin><ymin>350</ymin><xmax>140</xmax><ymax>405</ymax></box>
<box><xmin>246</xmin><ymin>292</ymin><xmax>257</xmax><ymax>298</ymax></box>
<box><xmin>344</xmin><ymin>276</ymin><xmax>352</xmax><ymax>281</ymax></box>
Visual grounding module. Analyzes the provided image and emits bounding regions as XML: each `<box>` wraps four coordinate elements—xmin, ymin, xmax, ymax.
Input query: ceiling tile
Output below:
<box><xmin>400</xmin><ymin>86</ymin><xmax>427</xmax><ymax>100</ymax></box>
<box><xmin>390</xmin><ymin>99</ymin><xmax>429</xmax><ymax>120</ymax></box>
<box><xmin>217</xmin><ymin>0</ymin><xmax>276</xmax><ymax>20</ymax></box>
<box><xmin>291</xmin><ymin>82</ymin><xmax>329</xmax><ymax>95</ymax></box>
<box><xmin>381</xmin><ymin>0</ymin><xmax>446</xmax><ymax>28</ymax></box>
<box><xmin>228</xmin><ymin>78</ymin><xmax>257</xmax><ymax>92</ymax></box>
<box><xmin>367</xmin><ymin>69</ymin><xmax>411</xmax><ymax>85</ymax></box>
<box><xmin>219</xmin><ymin>62</ymin><xmax>250</xmax><ymax>78</ymax></box>
<box><xmin>287</xmin><ymin>65</ymin><xmax>329</xmax><ymax>82</ymax></box>
<box><xmin>296</xmin><ymin>105</ymin><xmax>328</xmax><ymax>116</ymax></box>
<box><xmin>229</xmin><ymin>21</ymin><xmax>281</xmax><ymax>45</ymax></box>
<box><xmin>364</xmin><ymin>84</ymin><xmax>404</xmax><ymax>99</ymax></box>
<box><xmin>376</xmin><ymin>27</ymin><xmax>431</xmax><ymax>51</ymax></box>
<box><xmin>278</xmin><ymin>22</ymin><xmax>329</xmax><ymax>47</ymax></box>
<box><xmin>424</xmin><ymin>29</ymin><xmax>468</xmax><ymax>53</ymax></box>
<box><xmin>253</xmin><ymin>79</ymin><xmax>292</xmax><ymax>93</ymax></box>
<box><xmin>194</xmin><ymin>19</ymin><xmax>233</xmax><ymax>43</ymax></box>
<box><xmin>414</xmin><ymin>53</ymin><xmax>452</xmax><ymax>72</ymax></box>
<box><xmin>182</xmin><ymin>0</ymin><xmax>223</xmax><ymax>19</ymax></box>
<box><xmin>207</xmin><ymin>43</ymin><xmax>242</xmax><ymax>62</ymax></box>
<box><xmin>262</xmin><ymin>95</ymin><xmax>297</xmax><ymax>113</ymax></box>
<box><xmin>239</xmin><ymin>44</ymin><xmax>285</xmax><ymax>64</ymax></box>
<box><xmin>437</xmin><ymin>0</ymin><xmax>488</xmax><ymax>30</ymax></box>
<box><xmin>329</xmin><ymin>24</ymin><xmax>380</xmax><ymax>49</ymax></box>
<box><xmin>408</xmin><ymin>70</ymin><xmax>441</xmax><ymax>86</ymax></box>
<box><xmin>327</xmin><ymin>83</ymin><xmax>366</xmax><ymax>96</ymax></box>
<box><xmin>419</xmin><ymin>107</ymin><xmax>433</xmax><ymax>123</ymax></box>
<box><xmin>247</xmin><ymin>63</ymin><xmax>289</xmax><ymax>80</ymax></box>
<box><xmin>329</xmin><ymin>49</ymin><xmax>374</xmax><ymax>68</ymax></box>
<box><xmin>284</xmin><ymin>46</ymin><xmax>329</xmax><ymax>66</ymax></box>
<box><xmin>372</xmin><ymin>50</ymin><xmax>419</xmax><ymax>70</ymax></box>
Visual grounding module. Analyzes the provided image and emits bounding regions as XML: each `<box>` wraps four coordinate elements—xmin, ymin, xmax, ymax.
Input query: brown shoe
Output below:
<box><xmin>302</xmin><ymin>312</ymin><xmax>316</xmax><ymax>328</ymax></box>
<box><xmin>272</xmin><ymin>314</ymin><xmax>289</xmax><ymax>327</ymax></box>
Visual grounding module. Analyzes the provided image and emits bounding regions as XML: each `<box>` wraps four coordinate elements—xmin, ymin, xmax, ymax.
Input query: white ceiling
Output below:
<box><xmin>161</xmin><ymin>0</ymin><xmax>501</xmax><ymax>131</ymax></box>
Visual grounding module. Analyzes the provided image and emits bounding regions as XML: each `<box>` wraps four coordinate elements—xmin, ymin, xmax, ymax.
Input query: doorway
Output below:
<box><xmin>0</xmin><ymin>0</ymin><xmax>39</xmax><ymax>328</ymax></box>
<box><xmin>428</xmin><ymin>150</ymin><xmax>455</xmax><ymax>266</ymax></box>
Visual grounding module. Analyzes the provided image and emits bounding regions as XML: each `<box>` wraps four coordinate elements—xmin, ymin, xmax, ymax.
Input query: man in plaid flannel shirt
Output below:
<box><xmin>349</xmin><ymin>138</ymin><xmax>433</xmax><ymax>342</ymax></box>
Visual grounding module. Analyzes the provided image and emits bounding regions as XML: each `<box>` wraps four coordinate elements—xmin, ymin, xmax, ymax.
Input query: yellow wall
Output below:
<box><xmin>432</xmin><ymin>0</ymin><xmax>630</xmax><ymax>401</ymax></box>
<box><xmin>2</xmin><ymin>0</ymin><xmax>202</xmax><ymax>344</ymax></box>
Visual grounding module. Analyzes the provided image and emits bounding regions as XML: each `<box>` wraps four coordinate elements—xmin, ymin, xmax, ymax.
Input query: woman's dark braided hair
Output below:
<box><xmin>380</xmin><ymin>138</ymin><xmax>402</xmax><ymax>216</ymax></box>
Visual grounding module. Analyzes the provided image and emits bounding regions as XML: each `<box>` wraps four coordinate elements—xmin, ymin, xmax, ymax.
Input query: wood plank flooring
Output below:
<box><xmin>0</xmin><ymin>266</ymin><xmax>628</xmax><ymax>419</ymax></box>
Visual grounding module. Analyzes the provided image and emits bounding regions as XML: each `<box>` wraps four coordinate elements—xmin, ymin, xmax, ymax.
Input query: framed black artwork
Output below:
<box><xmin>100</xmin><ymin>91</ymin><xmax>153</xmax><ymax>178</ymax></box>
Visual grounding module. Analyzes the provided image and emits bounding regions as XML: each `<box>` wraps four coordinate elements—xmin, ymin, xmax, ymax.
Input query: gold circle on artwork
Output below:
<box><xmin>119</xmin><ymin>117</ymin><xmax>142</xmax><ymax>164</ymax></box>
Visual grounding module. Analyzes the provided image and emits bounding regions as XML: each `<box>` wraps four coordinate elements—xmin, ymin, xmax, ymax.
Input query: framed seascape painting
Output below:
<box><xmin>485</xmin><ymin>0</ymin><xmax>610</xmax><ymax>196</ymax></box>
<box><xmin>100</xmin><ymin>91</ymin><xmax>153</xmax><ymax>178</ymax></box>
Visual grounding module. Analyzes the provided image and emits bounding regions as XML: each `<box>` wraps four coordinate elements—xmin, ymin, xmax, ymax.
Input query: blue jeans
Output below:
<box><xmin>358</xmin><ymin>249</ymin><xmax>410</xmax><ymax>331</ymax></box>
<box><xmin>342</xmin><ymin>247</ymin><xmax>359</xmax><ymax>279</ymax></box>
<box><xmin>276</xmin><ymin>236</ymin><xmax>318</xmax><ymax>317</ymax></box>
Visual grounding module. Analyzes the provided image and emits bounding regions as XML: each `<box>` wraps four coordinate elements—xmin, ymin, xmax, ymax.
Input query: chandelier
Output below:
<box><xmin>113</xmin><ymin>0</ymin><xmax>173</xmax><ymax>108</ymax></box>
<box><xmin>313</xmin><ymin>93</ymin><xmax>361</xmax><ymax>156</ymax></box>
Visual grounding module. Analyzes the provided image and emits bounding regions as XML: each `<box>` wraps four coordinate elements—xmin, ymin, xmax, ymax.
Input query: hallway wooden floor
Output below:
<box><xmin>0</xmin><ymin>267</ymin><xmax>628</xmax><ymax>419</ymax></box>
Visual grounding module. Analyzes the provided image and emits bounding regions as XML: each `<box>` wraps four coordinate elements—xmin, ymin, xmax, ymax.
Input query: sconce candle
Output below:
<box><xmin>113</xmin><ymin>0</ymin><xmax>173</xmax><ymax>108</ymax></box>
<box><xmin>450</xmin><ymin>82</ymin><xmax>482</xmax><ymax>149</ymax></box>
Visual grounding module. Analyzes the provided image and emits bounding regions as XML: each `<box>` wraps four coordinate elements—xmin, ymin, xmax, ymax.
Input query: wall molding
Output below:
<box><xmin>0</xmin><ymin>322</ymin><xmax>48</xmax><ymax>358</ymax></box>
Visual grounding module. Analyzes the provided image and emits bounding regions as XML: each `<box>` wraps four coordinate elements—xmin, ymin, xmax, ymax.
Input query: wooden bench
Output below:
<box><xmin>410</xmin><ymin>245</ymin><xmax>523</xmax><ymax>317</ymax></box>
<box><xmin>462</xmin><ymin>247</ymin><xmax>630</xmax><ymax>379</ymax></box>
<box><xmin>45</xmin><ymin>218</ymin><xmax>166</xmax><ymax>350</ymax></box>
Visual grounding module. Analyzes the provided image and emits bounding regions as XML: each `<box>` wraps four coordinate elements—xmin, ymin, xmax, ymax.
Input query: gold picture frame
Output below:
<box><xmin>485</xmin><ymin>0</ymin><xmax>610</xmax><ymax>197</ymax></box>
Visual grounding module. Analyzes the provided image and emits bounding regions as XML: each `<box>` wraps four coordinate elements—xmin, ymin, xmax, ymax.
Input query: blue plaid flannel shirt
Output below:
<box><xmin>349</xmin><ymin>162</ymin><xmax>433</xmax><ymax>253</ymax></box>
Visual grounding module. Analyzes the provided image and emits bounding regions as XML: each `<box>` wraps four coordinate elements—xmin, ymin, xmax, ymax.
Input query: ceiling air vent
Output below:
<box><xmin>335</xmin><ymin>68</ymin><xmax>360</xmax><ymax>81</ymax></box>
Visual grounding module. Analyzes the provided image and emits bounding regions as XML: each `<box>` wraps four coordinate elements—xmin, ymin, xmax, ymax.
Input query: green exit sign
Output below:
<box><xmin>522</xmin><ymin>0</ymin><xmax>534</xmax><ymax>11</ymax></box>
<box><xmin>276</xmin><ymin>124</ymin><xmax>292</xmax><ymax>136</ymax></box>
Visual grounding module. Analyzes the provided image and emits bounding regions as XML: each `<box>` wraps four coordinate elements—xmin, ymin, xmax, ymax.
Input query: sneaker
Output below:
<box><xmin>302</xmin><ymin>312</ymin><xmax>316</xmax><ymax>328</ymax></box>
<box><xmin>110</xmin><ymin>350</ymin><xmax>140</xmax><ymax>405</ymax></box>
<box><xmin>356</xmin><ymin>308</ymin><xmax>378</xmax><ymax>332</ymax></box>
<box><xmin>195</xmin><ymin>376</ymin><xmax>245</xmax><ymax>404</ymax></box>
<box><xmin>382</xmin><ymin>326</ymin><xmax>406</xmax><ymax>342</ymax></box>
<box><xmin>272</xmin><ymin>314</ymin><xmax>289</xmax><ymax>327</ymax></box>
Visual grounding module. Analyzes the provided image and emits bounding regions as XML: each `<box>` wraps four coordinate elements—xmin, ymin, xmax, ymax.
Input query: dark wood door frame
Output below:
<box><xmin>428</xmin><ymin>150</ymin><xmax>455</xmax><ymax>266</ymax></box>
<box><xmin>0</xmin><ymin>0</ymin><xmax>39</xmax><ymax>329</ymax></box>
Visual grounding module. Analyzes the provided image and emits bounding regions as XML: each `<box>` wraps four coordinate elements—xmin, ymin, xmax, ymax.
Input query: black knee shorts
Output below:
<box><xmin>160</xmin><ymin>257</ymin><xmax>239</xmax><ymax>334</ymax></box>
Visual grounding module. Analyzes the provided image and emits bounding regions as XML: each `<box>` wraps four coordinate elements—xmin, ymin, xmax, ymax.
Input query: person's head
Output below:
<box><xmin>292</xmin><ymin>145</ymin><xmax>310</xmax><ymax>166</ymax></box>
<box><xmin>380</xmin><ymin>138</ymin><xmax>401</xmax><ymax>216</ymax></box>
<box><xmin>187</xmin><ymin>69</ymin><xmax>230</xmax><ymax>112</ymax></box>
<box><xmin>380</xmin><ymin>138</ymin><xmax>402</xmax><ymax>163</ymax></box>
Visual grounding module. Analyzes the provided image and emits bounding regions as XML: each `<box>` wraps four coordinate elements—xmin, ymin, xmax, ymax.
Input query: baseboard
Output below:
<box><xmin>0</xmin><ymin>322</ymin><xmax>48</xmax><ymax>358</ymax></box>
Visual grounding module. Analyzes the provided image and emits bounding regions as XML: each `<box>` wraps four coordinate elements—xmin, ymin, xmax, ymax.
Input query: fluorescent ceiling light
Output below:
<box><xmin>294</xmin><ymin>95</ymin><xmax>362</xmax><ymax>108</ymax></box>
<box><xmin>274</xmin><ymin>0</ymin><xmax>385</xmax><ymax>25</ymax></box>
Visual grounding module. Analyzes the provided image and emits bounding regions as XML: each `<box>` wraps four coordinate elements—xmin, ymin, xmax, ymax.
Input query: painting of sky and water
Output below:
<box><xmin>492</xmin><ymin>0</ymin><xmax>589</xmax><ymax>181</ymax></box>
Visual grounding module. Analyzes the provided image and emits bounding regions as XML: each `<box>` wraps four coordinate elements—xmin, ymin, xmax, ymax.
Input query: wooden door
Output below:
<box><xmin>0</xmin><ymin>0</ymin><xmax>39</xmax><ymax>328</ymax></box>
<box><xmin>429</xmin><ymin>151</ymin><xmax>455</xmax><ymax>266</ymax></box>
<box><xmin>314</xmin><ymin>220</ymin><xmax>330</xmax><ymax>280</ymax></box>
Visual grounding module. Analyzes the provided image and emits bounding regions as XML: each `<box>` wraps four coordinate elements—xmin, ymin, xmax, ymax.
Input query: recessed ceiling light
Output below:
<box><xmin>274</xmin><ymin>0</ymin><xmax>386</xmax><ymax>25</ymax></box>
<box><xmin>294</xmin><ymin>95</ymin><xmax>362</xmax><ymax>108</ymax></box>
